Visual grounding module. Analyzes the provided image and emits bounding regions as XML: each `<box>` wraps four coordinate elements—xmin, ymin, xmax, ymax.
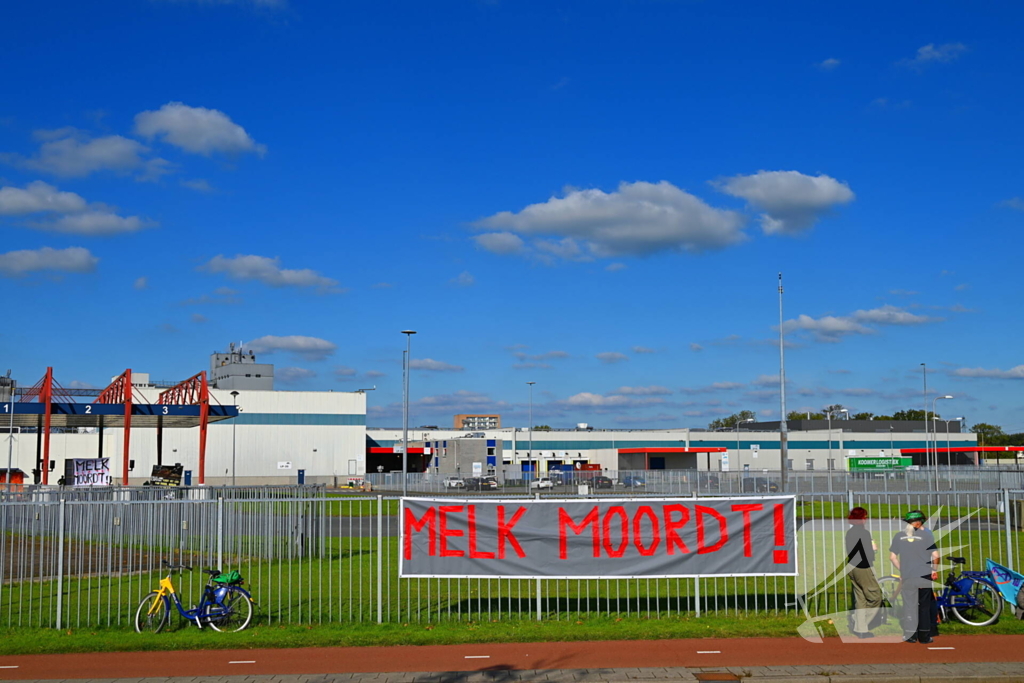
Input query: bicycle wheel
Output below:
<box><xmin>950</xmin><ymin>579</ymin><xmax>1002</xmax><ymax>626</ymax></box>
<box><xmin>134</xmin><ymin>592</ymin><xmax>168</xmax><ymax>633</ymax></box>
<box><xmin>878</xmin><ymin>576</ymin><xmax>903</xmax><ymax>620</ymax></box>
<box><xmin>206</xmin><ymin>587</ymin><xmax>254</xmax><ymax>632</ymax></box>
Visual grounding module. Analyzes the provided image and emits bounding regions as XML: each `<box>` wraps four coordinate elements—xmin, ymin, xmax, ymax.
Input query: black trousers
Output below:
<box><xmin>901</xmin><ymin>585</ymin><xmax>939</xmax><ymax>638</ymax></box>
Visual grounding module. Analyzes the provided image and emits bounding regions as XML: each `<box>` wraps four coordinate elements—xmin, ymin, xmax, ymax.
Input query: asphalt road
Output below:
<box><xmin>0</xmin><ymin>634</ymin><xmax>1020</xmax><ymax>679</ymax></box>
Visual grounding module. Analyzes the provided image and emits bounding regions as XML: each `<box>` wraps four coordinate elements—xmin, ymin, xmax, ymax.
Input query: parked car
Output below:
<box><xmin>443</xmin><ymin>477</ymin><xmax>465</xmax><ymax>489</ymax></box>
<box><xmin>621</xmin><ymin>476</ymin><xmax>646</xmax><ymax>487</ymax></box>
<box><xmin>741</xmin><ymin>477</ymin><xmax>779</xmax><ymax>493</ymax></box>
<box><xmin>465</xmin><ymin>477</ymin><xmax>499</xmax><ymax>491</ymax></box>
<box><xmin>592</xmin><ymin>476</ymin><xmax>614</xmax><ymax>489</ymax></box>
<box><xmin>529</xmin><ymin>477</ymin><xmax>555</xmax><ymax>489</ymax></box>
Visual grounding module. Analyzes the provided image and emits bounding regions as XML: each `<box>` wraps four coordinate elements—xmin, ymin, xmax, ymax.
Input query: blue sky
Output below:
<box><xmin>2</xmin><ymin>0</ymin><xmax>1022</xmax><ymax>431</ymax></box>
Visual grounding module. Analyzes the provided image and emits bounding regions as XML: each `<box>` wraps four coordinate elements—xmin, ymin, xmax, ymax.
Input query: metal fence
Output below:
<box><xmin>367</xmin><ymin>468</ymin><xmax>1024</xmax><ymax>494</ymax></box>
<box><xmin>1</xmin><ymin>487</ymin><xmax>1022</xmax><ymax>630</ymax></box>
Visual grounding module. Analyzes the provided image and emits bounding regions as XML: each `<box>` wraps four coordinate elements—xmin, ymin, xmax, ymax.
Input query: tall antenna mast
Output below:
<box><xmin>778</xmin><ymin>273</ymin><xmax>788</xmax><ymax>492</ymax></box>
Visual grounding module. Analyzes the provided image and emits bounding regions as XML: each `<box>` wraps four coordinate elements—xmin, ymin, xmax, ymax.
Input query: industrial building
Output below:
<box><xmin>2</xmin><ymin>346</ymin><xmax>999</xmax><ymax>487</ymax></box>
<box><xmin>3</xmin><ymin>347</ymin><xmax>366</xmax><ymax>486</ymax></box>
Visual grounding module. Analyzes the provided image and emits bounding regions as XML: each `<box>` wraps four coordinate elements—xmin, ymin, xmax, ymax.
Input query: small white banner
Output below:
<box><xmin>277</xmin><ymin>461</ymin><xmax>292</xmax><ymax>470</ymax></box>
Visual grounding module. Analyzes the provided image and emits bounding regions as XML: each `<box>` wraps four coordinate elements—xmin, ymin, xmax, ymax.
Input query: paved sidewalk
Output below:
<box><xmin>10</xmin><ymin>662</ymin><xmax>1024</xmax><ymax>683</ymax></box>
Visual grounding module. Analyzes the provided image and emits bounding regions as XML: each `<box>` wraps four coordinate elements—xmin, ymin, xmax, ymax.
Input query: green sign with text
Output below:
<box><xmin>848</xmin><ymin>456</ymin><xmax>912</xmax><ymax>471</ymax></box>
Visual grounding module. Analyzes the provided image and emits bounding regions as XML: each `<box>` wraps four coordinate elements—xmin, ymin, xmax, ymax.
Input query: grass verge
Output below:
<box><xmin>5</xmin><ymin>613</ymin><xmax>1024</xmax><ymax>656</ymax></box>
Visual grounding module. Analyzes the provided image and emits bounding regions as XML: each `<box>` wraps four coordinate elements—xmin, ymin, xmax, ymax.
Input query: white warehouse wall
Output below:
<box><xmin>5</xmin><ymin>388</ymin><xmax>366</xmax><ymax>485</ymax></box>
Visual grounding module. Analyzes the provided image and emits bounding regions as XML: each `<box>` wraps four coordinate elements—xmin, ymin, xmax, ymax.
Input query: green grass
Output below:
<box><xmin>0</xmin><ymin>614</ymin><xmax>819</xmax><ymax>655</ymax></box>
<box><xmin>797</xmin><ymin>501</ymin><xmax>1001</xmax><ymax>522</ymax></box>
<box><xmin>5</xmin><ymin>611</ymin><xmax>1024</xmax><ymax>656</ymax></box>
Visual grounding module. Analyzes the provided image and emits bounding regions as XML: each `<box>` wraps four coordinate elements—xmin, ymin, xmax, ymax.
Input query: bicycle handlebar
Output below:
<box><xmin>161</xmin><ymin>560</ymin><xmax>193</xmax><ymax>571</ymax></box>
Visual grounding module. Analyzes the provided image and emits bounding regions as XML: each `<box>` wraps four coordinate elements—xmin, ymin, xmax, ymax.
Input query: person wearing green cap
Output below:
<box><xmin>889</xmin><ymin>510</ymin><xmax>940</xmax><ymax>643</ymax></box>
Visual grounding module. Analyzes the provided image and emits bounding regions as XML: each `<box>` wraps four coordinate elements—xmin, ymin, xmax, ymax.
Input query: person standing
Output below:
<box><xmin>845</xmin><ymin>507</ymin><xmax>882</xmax><ymax>638</ymax></box>
<box><xmin>889</xmin><ymin>510</ymin><xmax>940</xmax><ymax>643</ymax></box>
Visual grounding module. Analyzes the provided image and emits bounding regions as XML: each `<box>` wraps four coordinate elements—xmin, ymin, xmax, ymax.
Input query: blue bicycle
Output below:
<box><xmin>879</xmin><ymin>555</ymin><xmax>1003</xmax><ymax>627</ymax></box>
<box><xmin>134</xmin><ymin>561</ymin><xmax>254</xmax><ymax>633</ymax></box>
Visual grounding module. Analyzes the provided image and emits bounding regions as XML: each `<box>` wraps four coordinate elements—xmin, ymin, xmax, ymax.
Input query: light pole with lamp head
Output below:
<box><xmin>735</xmin><ymin>418</ymin><xmax>754</xmax><ymax>474</ymax></box>
<box><xmin>230</xmin><ymin>390</ymin><xmax>239</xmax><ymax>486</ymax></box>
<box><xmin>932</xmin><ymin>394</ymin><xmax>952</xmax><ymax>490</ymax></box>
<box><xmin>527</xmin><ymin>382</ymin><xmax>536</xmax><ymax>484</ymax></box>
<box><xmin>826</xmin><ymin>407</ymin><xmax>848</xmax><ymax>470</ymax></box>
<box><xmin>401</xmin><ymin>330</ymin><xmax>416</xmax><ymax>497</ymax></box>
<box><xmin>921</xmin><ymin>363</ymin><xmax>928</xmax><ymax>470</ymax></box>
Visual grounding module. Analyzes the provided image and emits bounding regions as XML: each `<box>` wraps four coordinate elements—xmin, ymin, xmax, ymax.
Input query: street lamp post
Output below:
<box><xmin>735</xmin><ymin>418</ymin><xmax>754</xmax><ymax>474</ymax></box>
<box><xmin>931</xmin><ymin>394</ymin><xmax>952</xmax><ymax>491</ymax></box>
<box><xmin>401</xmin><ymin>330</ymin><xmax>417</xmax><ymax>497</ymax></box>
<box><xmin>230</xmin><ymin>390</ymin><xmax>239</xmax><ymax>486</ymax></box>
<box><xmin>825</xmin><ymin>407</ymin><xmax>848</xmax><ymax>470</ymax></box>
<box><xmin>921</xmin><ymin>363</ymin><xmax>928</xmax><ymax>470</ymax></box>
<box><xmin>5</xmin><ymin>377</ymin><xmax>15</xmax><ymax>494</ymax></box>
<box><xmin>527</xmin><ymin>382</ymin><xmax>536</xmax><ymax>484</ymax></box>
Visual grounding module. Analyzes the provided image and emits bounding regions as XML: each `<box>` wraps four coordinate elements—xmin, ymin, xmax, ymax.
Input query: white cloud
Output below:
<box><xmin>473</xmin><ymin>180</ymin><xmax>746</xmax><ymax>259</ymax></box>
<box><xmin>0</xmin><ymin>246</ymin><xmax>98</xmax><ymax>277</ymax></box>
<box><xmin>999</xmin><ymin>197</ymin><xmax>1024</xmax><ymax>212</ymax></box>
<box><xmin>200</xmin><ymin>254</ymin><xmax>340</xmax><ymax>291</ymax></box>
<box><xmin>4</xmin><ymin>130</ymin><xmax>150</xmax><ymax>177</ymax></box>
<box><xmin>889</xmin><ymin>289</ymin><xmax>919</xmax><ymax>296</ymax></box>
<box><xmin>901</xmin><ymin>43</ymin><xmax>968</xmax><ymax>68</ymax></box>
<box><xmin>472</xmin><ymin>231</ymin><xmax>525</xmax><ymax>255</ymax></box>
<box><xmin>44</xmin><ymin>211</ymin><xmax>150</xmax><ymax>236</ymax></box>
<box><xmin>690</xmin><ymin>343</ymin><xmax>704</xmax><ymax>352</ymax></box>
<box><xmin>181</xmin><ymin>178</ymin><xmax>215</xmax><ymax>192</ymax></box>
<box><xmin>563</xmin><ymin>392</ymin><xmax>666</xmax><ymax>409</ymax></box>
<box><xmin>851</xmin><ymin>305</ymin><xmax>936</xmax><ymax>325</ymax></box>
<box><xmin>191</xmin><ymin>313</ymin><xmax>208</xmax><ymax>324</ymax></box>
<box><xmin>611</xmin><ymin>385</ymin><xmax>672</xmax><ymax>396</ymax></box>
<box><xmin>817</xmin><ymin>58</ymin><xmax>841</xmax><ymax>71</ymax></box>
<box><xmin>277</xmin><ymin>367</ymin><xmax>317</xmax><ymax>383</ymax></box>
<box><xmin>951</xmin><ymin>365</ymin><xmax>1024</xmax><ymax>380</ymax></box>
<box><xmin>681</xmin><ymin>381</ymin><xmax>744</xmax><ymax>394</ymax></box>
<box><xmin>334</xmin><ymin>366</ymin><xmax>357</xmax><ymax>380</ymax></box>
<box><xmin>134</xmin><ymin>102</ymin><xmax>266</xmax><ymax>156</ymax></box>
<box><xmin>512</xmin><ymin>349</ymin><xmax>570</xmax><ymax>362</ymax></box>
<box><xmin>133</xmin><ymin>276</ymin><xmax>148</xmax><ymax>290</ymax></box>
<box><xmin>606</xmin><ymin>263</ymin><xmax>627</xmax><ymax>272</ymax></box>
<box><xmin>409</xmin><ymin>358</ymin><xmax>465</xmax><ymax>372</ymax></box>
<box><xmin>0</xmin><ymin>181</ymin><xmax>153</xmax><ymax>235</ymax></box>
<box><xmin>0</xmin><ymin>181</ymin><xmax>87</xmax><ymax>215</ymax></box>
<box><xmin>596</xmin><ymin>352</ymin><xmax>628</xmax><ymax>364</ymax></box>
<box><xmin>246</xmin><ymin>335</ymin><xmax>337</xmax><ymax>361</ymax></box>
<box><xmin>450</xmin><ymin>271</ymin><xmax>475</xmax><ymax>287</ymax></box>
<box><xmin>782</xmin><ymin>305</ymin><xmax>937</xmax><ymax>342</ymax></box>
<box><xmin>714</xmin><ymin>170</ymin><xmax>855</xmax><ymax>235</ymax></box>
<box><xmin>631</xmin><ymin>346</ymin><xmax>655</xmax><ymax>354</ymax></box>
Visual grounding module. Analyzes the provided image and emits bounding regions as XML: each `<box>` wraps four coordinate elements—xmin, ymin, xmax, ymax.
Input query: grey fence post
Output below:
<box><xmin>56</xmin><ymin>499</ymin><xmax>65</xmax><ymax>630</ymax></box>
<box><xmin>848</xmin><ymin>489</ymin><xmax>854</xmax><ymax>509</ymax></box>
<box><xmin>217</xmin><ymin>496</ymin><xmax>224</xmax><ymax>571</ymax></box>
<box><xmin>1004</xmin><ymin>488</ymin><xmax>1014</xmax><ymax>571</ymax></box>
<box><xmin>536</xmin><ymin>492</ymin><xmax>542</xmax><ymax>620</ymax></box>
<box><xmin>377</xmin><ymin>494</ymin><xmax>383</xmax><ymax>624</ymax></box>
<box><xmin>694</xmin><ymin>577</ymin><xmax>701</xmax><ymax>618</ymax></box>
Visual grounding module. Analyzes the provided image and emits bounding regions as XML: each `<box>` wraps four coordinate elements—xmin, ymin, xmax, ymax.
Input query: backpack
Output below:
<box><xmin>213</xmin><ymin>570</ymin><xmax>244</xmax><ymax>585</ymax></box>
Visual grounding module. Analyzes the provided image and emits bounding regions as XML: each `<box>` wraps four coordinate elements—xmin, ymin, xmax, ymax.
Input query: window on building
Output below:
<box><xmin>806</xmin><ymin>459</ymin><xmax>815</xmax><ymax>471</ymax></box>
<box><xmin>827</xmin><ymin>458</ymin><xmax>836</xmax><ymax>471</ymax></box>
<box><xmin>486</xmin><ymin>447</ymin><xmax>495</xmax><ymax>456</ymax></box>
<box><xmin>787</xmin><ymin>459</ymin><xmax>794</xmax><ymax>470</ymax></box>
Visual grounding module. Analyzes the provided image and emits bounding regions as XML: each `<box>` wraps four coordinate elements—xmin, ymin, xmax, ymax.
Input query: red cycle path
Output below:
<box><xmin>0</xmin><ymin>635</ymin><xmax>1021</xmax><ymax>680</ymax></box>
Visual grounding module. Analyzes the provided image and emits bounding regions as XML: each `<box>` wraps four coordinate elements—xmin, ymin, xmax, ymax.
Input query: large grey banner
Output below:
<box><xmin>400</xmin><ymin>496</ymin><xmax>797</xmax><ymax>579</ymax></box>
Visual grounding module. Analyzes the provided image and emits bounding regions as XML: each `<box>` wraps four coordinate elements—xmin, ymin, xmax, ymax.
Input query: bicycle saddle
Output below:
<box><xmin>946</xmin><ymin>556</ymin><xmax>966</xmax><ymax>564</ymax></box>
<box><xmin>203</xmin><ymin>569</ymin><xmax>222</xmax><ymax>577</ymax></box>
